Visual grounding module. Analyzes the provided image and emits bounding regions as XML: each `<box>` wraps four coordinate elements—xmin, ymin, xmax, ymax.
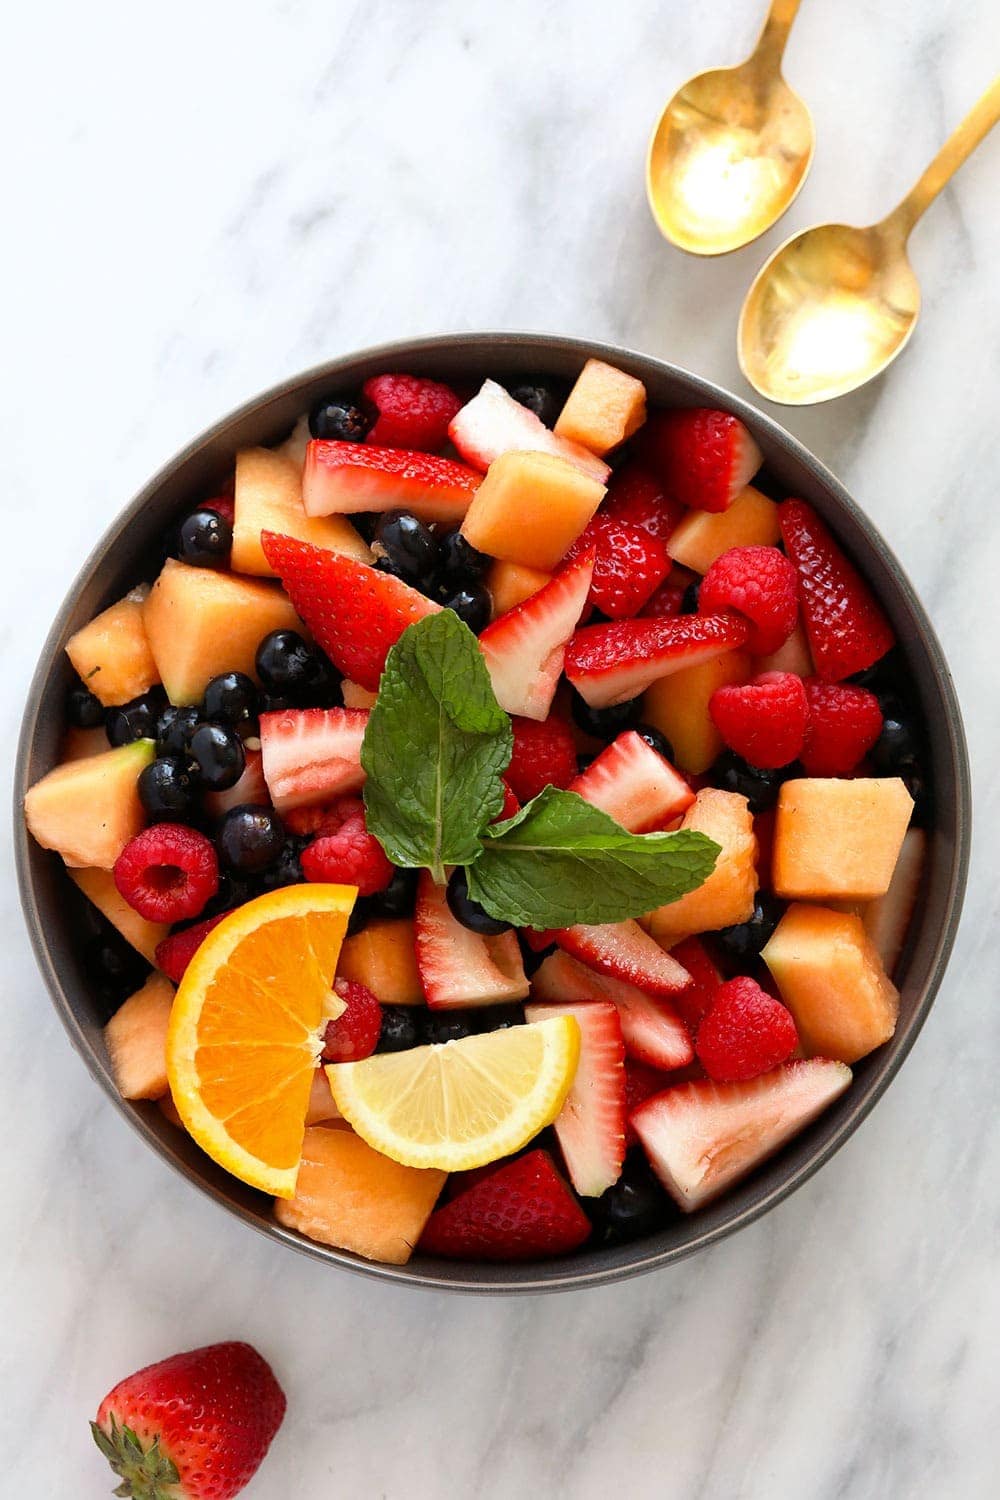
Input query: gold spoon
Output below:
<box><xmin>646</xmin><ymin>0</ymin><xmax>813</xmax><ymax>256</ymax></box>
<box><xmin>739</xmin><ymin>76</ymin><xmax>1000</xmax><ymax>404</ymax></box>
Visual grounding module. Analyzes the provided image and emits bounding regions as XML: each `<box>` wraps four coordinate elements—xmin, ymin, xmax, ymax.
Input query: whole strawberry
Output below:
<box><xmin>91</xmin><ymin>1341</ymin><xmax>285</xmax><ymax>1499</ymax></box>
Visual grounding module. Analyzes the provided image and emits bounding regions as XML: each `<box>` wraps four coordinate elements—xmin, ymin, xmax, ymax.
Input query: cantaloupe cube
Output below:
<box><xmin>232</xmin><ymin>446</ymin><xmax>372</xmax><ymax>577</ymax></box>
<box><xmin>341</xmin><ymin>680</ymin><xmax>378</xmax><ymax>710</ymax></box>
<box><xmin>24</xmin><ymin>739</ymin><xmax>153</xmax><ymax>868</ymax></box>
<box><xmin>69</xmin><ymin>866</ymin><xmax>168</xmax><ymax>962</ymax></box>
<box><xmin>646</xmin><ymin>789</ymin><xmax>757</xmax><ymax>946</ymax></box>
<box><xmin>66</xmin><ymin>593</ymin><xmax>160</xmax><ymax>707</ymax></box>
<box><xmin>143</xmin><ymin>559</ymin><xmax>301</xmax><ymax>705</ymax></box>
<box><xmin>487</xmin><ymin>559</ymin><xmax>553</xmax><ymax>618</ymax></box>
<box><xmin>158</xmin><ymin>1090</ymin><xmax>184</xmax><ymax>1128</ymax></box>
<box><xmin>553</xmin><ymin>359</ymin><xmax>647</xmax><ymax>457</ymax></box>
<box><xmin>667</xmin><ymin>486</ymin><xmax>780</xmax><ymax>574</ymax></box>
<box><xmin>104</xmin><ymin>973</ymin><xmax>175</xmax><ymax>1100</ymax></box>
<box><xmin>337</xmin><ymin>918</ymin><xmax>424</xmax><ymax>1005</ymax></box>
<box><xmin>773</xmin><ymin>778</ymin><xmax>914</xmax><ymax>902</ymax></box>
<box><xmin>274</xmin><ymin>1126</ymin><xmax>445</xmax><ymax>1264</ymax></box>
<box><xmin>642</xmin><ymin>650</ymin><xmax>752</xmax><ymax>773</ymax></box>
<box><xmin>756</xmin><ymin>621</ymin><xmax>813</xmax><ymax>676</ymax></box>
<box><xmin>305</xmin><ymin>1068</ymin><xmax>342</xmax><ymax>1125</ymax></box>
<box><xmin>276</xmin><ymin>413</ymin><xmax>311</xmax><ymax>468</ymax></box>
<box><xmin>61</xmin><ymin>727</ymin><xmax>109</xmax><ymax>762</ymax></box>
<box><xmin>762</xmin><ymin>903</ymin><xmax>899</xmax><ymax>1063</ymax></box>
<box><xmin>863</xmin><ymin>827</ymin><xmax>926</xmax><ymax>975</ymax></box>
<box><xmin>460</xmin><ymin>451</ymin><xmax>605</xmax><ymax>570</ymax></box>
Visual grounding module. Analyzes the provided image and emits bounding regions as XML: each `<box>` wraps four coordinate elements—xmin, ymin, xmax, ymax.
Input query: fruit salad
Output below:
<box><xmin>23</xmin><ymin>359</ymin><xmax>931</xmax><ymax>1268</ymax></box>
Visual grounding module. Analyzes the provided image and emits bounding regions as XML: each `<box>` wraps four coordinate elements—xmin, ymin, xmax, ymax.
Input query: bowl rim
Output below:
<box><xmin>14</xmin><ymin>330</ymin><xmax>972</xmax><ymax>1294</ymax></box>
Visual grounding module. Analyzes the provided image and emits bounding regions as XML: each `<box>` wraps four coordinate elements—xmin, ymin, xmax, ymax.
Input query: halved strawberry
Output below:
<box><xmin>639</xmin><ymin>408</ymin><xmax>762</xmax><ymax>513</ymax></box>
<box><xmin>555</xmin><ymin>920</ymin><xmax>690</xmax><ymax>997</ymax></box>
<box><xmin>302</xmin><ymin>441</ymin><xmax>480</xmax><ymax>524</ymax></box>
<box><xmin>666</xmin><ymin>936</ymin><xmax>724</xmax><ymax>1034</ymax></box>
<box><xmin>600</xmin><ymin>461</ymin><xmax>686</xmax><ymax>540</ymax></box>
<box><xmin>630</xmin><ymin>1059</ymin><xmax>852</xmax><ymax>1211</ymax></box>
<box><xmin>568</xmin><ymin>729</ymin><xmax>694</xmax><ymax>832</ymax></box>
<box><xmin>203</xmin><ymin>748</ymin><xmax>268</xmax><ymax>818</ymax></box>
<box><xmin>260</xmin><ymin>533</ymin><xmax>440</xmax><ymax>691</ymax></box>
<box><xmin>448</xmin><ymin>379</ymin><xmax>610</xmax><ymax>484</ymax></box>
<box><xmin>565</xmin><ymin>612</ymin><xmax>750</xmax><ymax>708</ymax></box>
<box><xmin>259</xmin><ymin>707</ymin><xmax>367</xmax><ymax>813</ymax></box>
<box><xmin>531</xmin><ymin>949</ymin><xmax>694</xmax><ymax>1071</ymax></box>
<box><xmin>524</xmin><ymin>999</ymin><xmax>626</xmax><ymax>1197</ymax></box>
<box><xmin>418</xmin><ymin>1149</ymin><xmax>591</xmax><ymax>1260</ymax></box>
<box><xmin>414</xmin><ymin>871</ymin><xmax>529</xmax><ymax>1009</ymax></box>
<box><xmin>478</xmin><ymin>550</ymin><xmax>595</xmax><ymax>720</ymax></box>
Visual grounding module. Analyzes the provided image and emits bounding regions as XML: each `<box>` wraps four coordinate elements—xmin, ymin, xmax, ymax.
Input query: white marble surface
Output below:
<box><xmin>3</xmin><ymin>1</ymin><xmax>1000</xmax><ymax>1494</ymax></box>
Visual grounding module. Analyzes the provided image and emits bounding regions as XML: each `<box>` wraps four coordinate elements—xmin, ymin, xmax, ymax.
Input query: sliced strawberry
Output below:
<box><xmin>478</xmin><ymin>550</ymin><xmax>595</xmax><ymax>720</ymax></box>
<box><xmin>418</xmin><ymin>1148</ymin><xmax>591</xmax><ymax>1260</ymax></box>
<box><xmin>624</xmin><ymin>1059</ymin><xmax>671</xmax><ymax>1146</ymax></box>
<box><xmin>631</xmin><ymin>1059</ymin><xmax>852</xmax><ymax>1211</ymax></box>
<box><xmin>565</xmin><ymin>612</ymin><xmax>750</xmax><ymax>708</ymax></box>
<box><xmin>639</xmin><ymin>408</ymin><xmax>762</xmax><ymax>513</ymax></box>
<box><xmin>448</xmin><ymin>378</ymin><xmax>610</xmax><ymax>484</ymax></box>
<box><xmin>302</xmin><ymin>441</ymin><xmax>480</xmax><ymax>524</ymax></box>
<box><xmin>203</xmin><ymin>748</ymin><xmax>268</xmax><ymax>819</ymax></box>
<box><xmin>531</xmin><ymin>949</ymin><xmax>694</xmax><ymax>1071</ymax></box>
<box><xmin>555</xmin><ymin>920</ymin><xmax>690</xmax><ymax>998</ymax></box>
<box><xmin>414</xmin><ymin>871</ymin><xmax>529</xmax><ymax>1009</ymax></box>
<box><xmin>568</xmin><ymin>729</ymin><xmax>694</xmax><ymax>832</ymax></box>
<box><xmin>260</xmin><ymin>533</ymin><xmax>440</xmax><ymax>691</ymax></box>
<box><xmin>666</xmin><ymin>936</ymin><xmax>724</xmax><ymax>1034</ymax></box>
<box><xmin>259</xmin><ymin>707</ymin><xmax>367</xmax><ymax>813</ymax></box>
<box><xmin>600</xmin><ymin>461</ymin><xmax>686</xmax><ymax>540</ymax></box>
<box><xmin>525</xmin><ymin>999</ymin><xmax>626</xmax><ymax>1197</ymax></box>
<box><xmin>506</xmin><ymin>715</ymin><xmax>578</xmax><ymax>803</ymax></box>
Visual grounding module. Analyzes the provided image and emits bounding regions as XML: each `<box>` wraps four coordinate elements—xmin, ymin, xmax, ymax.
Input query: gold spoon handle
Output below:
<box><xmin>885</xmin><ymin>75</ymin><xmax>1000</xmax><ymax>238</ymax></box>
<box><xmin>752</xmin><ymin>0</ymin><xmax>804</xmax><ymax>69</ymax></box>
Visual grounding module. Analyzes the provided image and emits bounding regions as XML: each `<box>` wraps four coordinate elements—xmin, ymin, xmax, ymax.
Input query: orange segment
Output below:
<box><xmin>166</xmin><ymin>884</ymin><xmax>356</xmax><ymax>1196</ymax></box>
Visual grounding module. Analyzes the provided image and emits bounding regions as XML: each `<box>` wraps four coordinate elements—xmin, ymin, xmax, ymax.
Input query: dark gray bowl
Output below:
<box><xmin>14</xmin><ymin>333</ymin><xmax>970</xmax><ymax>1293</ymax></box>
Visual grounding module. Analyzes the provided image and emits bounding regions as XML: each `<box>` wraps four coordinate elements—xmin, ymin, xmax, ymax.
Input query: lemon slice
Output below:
<box><xmin>326</xmin><ymin>1016</ymin><xmax>581</xmax><ymax>1171</ymax></box>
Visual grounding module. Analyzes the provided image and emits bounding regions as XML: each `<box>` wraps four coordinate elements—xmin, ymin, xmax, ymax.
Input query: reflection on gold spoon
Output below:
<box><xmin>739</xmin><ymin>76</ymin><xmax>1000</xmax><ymax>404</ymax></box>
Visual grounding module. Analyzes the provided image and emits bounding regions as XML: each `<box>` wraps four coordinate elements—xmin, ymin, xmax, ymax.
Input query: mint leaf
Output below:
<box><xmin>361</xmin><ymin>611</ymin><xmax>513</xmax><ymax>883</ymax></box>
<box><xmin>465</xmin><ymin>787</ymin><xmax>720</xmax><ymax>928</ymax></box>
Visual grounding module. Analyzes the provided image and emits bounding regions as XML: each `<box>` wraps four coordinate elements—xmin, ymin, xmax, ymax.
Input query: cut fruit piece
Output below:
<box><xmin>155</xmin><ymin>912</ymin><xmax>229</xmax><ymax>984</ymax></box>
<box><xmin>274</xmin><ymin>1125</ymin><xmax>445</xmax><ymax>1264</ymax></box>
<box><xmin>143</xmin><ymin>559</ymin><xmax>301</xmax><ymax>705</ymax></box>
<box><xmin>642</xmin><ymin>649</ymin><xmax>753</xmax><ymax>774</ymax></box>
<box><xmin>61</xmin><ymin>726</ymin><xmax>109</xmax><ymax>762</ymax></box>
<box><xmin>565</xmin><ymin>612</ymin><xmax>750</xmax><ymax>708</ymax></box>
<box><xmin>478</xmin><ymin>550</ymin><xmax>594</xmax><ymax>720</ymax></box>
<box><xmin>667</xmin><ymin>485</ymin><xmax>780</xmax><ymax>574</ymax></box>
<box><xmin>773</xmin><ymin>777</ymin><xmax>914</xmax><ymax>901</ymax></box>
<box><xmin>24</xmin><ymin>739</ymin><xmax>153</xmax><ymax>869</ymax></box>
<box><xmin>337</xmin><ymin>917</ymin><xmax>424</xmax><ymax>1005</ymax></box>
<box><xmin>755</xmin><ymin>620</ymin><xmax>814</xmax><ymax>677</ymax></box>
<box><xmin>326</xmin><ymin>1015</ymin><xmax>581</xmax><ymax>1171</ymax></box>
<box><xmin>631</xmin><ymin>1059</ymin><xmax>852</xmax><ymax>1211</ymax></box>
<box><xmin>553</xmin><ymin>359</ymin><xmax>647</xmax><ymax>457</ymax></box>
<box><xmin>166</xmin><ymin>885</ymin><xmax>356</xmax><ymax>1197</ymax></box>
<box><xmin>418</xmin><ymin>1148</ymin><xmax>591</xmax><ymax>1260</ymax></box>
<box><xmin>415</xmin><ymin>872</ymin><xmax>529</xmax><ymax>1009</ymax></box>
<box><xmin>667</xmin><ymin>936</ymin><xmax>725</xmax><ymax>1034</ymax></box>
<box><xmin>531</xmin><ymin>949</ymin><xmax>694</xmax><ymax>1071</ymax></box>
<box><xmin>645</xmin><ymin>789</ymin><xmax>757</xmax><ymax>947</ymax></box>
<box><xmin>340</xmin><ymin>680</ymin><xmax>377</xmax><ymax>710</ymax></box>
<box><xmin>304</xmin><ymin>1068</ymin><xmax>342</xmax><ymax>1125</ymax></box>
<box><xmin>568</xmin><ymin>729</ymin><xmax>694</xmax><ymax>832</ymax></box>
<box><xmin>524</xmin><ymin>999</ymin><xmax>626</xmax><ymax>1197</ymax></box>
<box><xmin>232</xmin><ymin>446</ymin><xmax>372</xmax><ymax>576</ymax></box>
<box><xmin>486</xmin><ymin>559</ymin><xmax>553</xmax><ymax>618</ymax></box>
<box><xmin>259</xmin><ymin>707</ymin><xmax>367</xmax><ymax>814</ymax></box>
<box><xmin>69</xmin><ymin>866</ymin><xmax>167</xmax><ymax>962</ymax></box>
<box><xmin>276</xmin><ymin>413</ymin><xmax>311</xmax><ymax>467</ymax></box>
<box><xmin>601</xmin><ymin>462</ymin><xmax>686</xmax><ymax>542</ymax></box>
<box><xmin>66</xmin><ymin>592</ymin><xmax>159</xmax><ymax>707</ymax></box>
<box><xmin>862</xmin><ymin>827</ymin><xmax>926</xmax><ymax>975</ymax></box>
<box><xmin>104</xmin><ymin>973</ymin><xmax>175</xmax><ymax>1100</ymax></box>
<box><xmin>762</xmin><ymin>902</ymin><xmax>900</xmax><ymax>1063</ymax></box>
<box><xmin>448</xmin><ymin>378</ymin><xmax>610</xmax><ymax>484</ymax></box>
<box><xmin>303</xmin><ymin>441</ymin><xmax>481</xmax><ymax>524</ymax></box>
<box><xmin>555</xmin><ymin>920</ymin><xmax>691</xmax><ymax>998</ymax></box>
<box><xmin>460</xmin><ymin>450</ymin><xmax>606</xmax><ymax>571</ymax></box>
<box><xmin>203</xmin><ymin>748</ymin><xmax>268</xmax><ymax>819</ymax></box>
<box><xmin>639</xmin><ymin>407</ymin><xmax>762</xmax><ymax>513</ymax></box>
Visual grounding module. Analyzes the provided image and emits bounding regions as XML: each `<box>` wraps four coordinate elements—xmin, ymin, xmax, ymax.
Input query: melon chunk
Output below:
<box><xmin>274</xmin><ymin>1125</ymin><xmax>445</xmax><ymax>1264</ymax></box>
<box><xmin>232</xmin><ymin>446</ymin><xmax>371</xmax><ymax>576</ymax></box>
<box><xmin>667</xmin><ymin>485</ymin><xmax>780</xmax><ymax>574</ymax></box>
<box><xmin>66</xmin><ymin>593</ymin><xmax>159</xmax><ymax>707</ymax></box>
<box><xmin>646</xmin><ymin>789</ymin><xmax>757</xmax><ymax>946</ymax></box>
<box><xmin>773</xmin><ymin>777</ymin><xmax>914</xmax><ymax>902</ymax></box>
<box><xmin>143</xmin><ymin>558</ymin><xmax>300</xmax><ymax>705</ymax></box>
<box><xmin>62</xmin><ymin>727</ymin><xmax>109</xmax><ymax>762</ymax></box>
<box><xmin>762</xmin><ymin>903</ymin><xmax>900</xmax><ymax>1063</ymax></box>
<box><xmin>69</xmin><ymin>866</ymin><xmax>167</xmax><ymax>961</ymax></box>
<box><xmin>553</xmin><ymin>359</ymin><xmax>647</xmax><ymax>457</ymax></box>
<box><xmin>486</xmin><ymin>559</ymin><xmax>553</xmax><ymax>617</ymax></box>
<box><xmin>104</xmin><ymin>973</ymin><xmax>175</xmax><ymax>1100</ymax></box>
<box><xmin>341</xmin><ymin>680</ymin><xmax>378</xmax><ymax>710</ymax></box>
<box><xmin>756</xmin><ymin>620</ymin><xmax>813</xmax><ymax>676</ymax></box>
<box><xmin>460</xmin><ymin>451</ymin><xmax>606</xmax><ymax>570</ymax></box>
<box><xmin>863</xmin><ymin>828</ymin><xmax>926</xmax><ymax>975</ymax></box>
<box><xmin>337</xmin><ymin>918</ymin><xmax>424</xmax><ymax>1005</ymax></box>
<box><xmin>305</xmin><ymin>1068</ymin><xmax>342</xmax><ymax>1125</ymax></box>
<box><xmin>24</xmin><ymin>739</ymin><xmax>153</xmax><ymax>868</ymax></box>
<box><xmin>642</xmin><ymin>650</ymin><xmax>752</xmax><ymax>773</ymax></box>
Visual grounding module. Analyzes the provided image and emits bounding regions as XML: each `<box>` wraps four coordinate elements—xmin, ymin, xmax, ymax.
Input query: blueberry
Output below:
<box><xmin>588</xmin><ymin>1152</ymin><xmax>674</xmax><ymax>1244</ymax></box>
<box><xmin>870</xmin><ymin>710</ymin><xmax>919</xmax><ymax>775</ymax></box>
<box><xmin>349</xmin><ymin>512</ymin><xmax>379</xmax><ymax>545</ymax></box>
<box><xmin>570</xmin><ymin>691</ymin><xmax>643</xmax><ymax>741</ymax></box>
<box><xmin>139</xmin><ymin>757</ymin><xmax>199</xmax><ymax>822</ymax></box>
<box><xmin>200</xmin><ymin>870</ymin><xmax>256</xmax><ymax>917</ymax></box>
<box><xmin>217</xmin><ymin>805</ymin><xmax>286</xmax><ymax>873</ymax></box>
<box><xmin>67</xmin><ymin>684</ymin><xmax>105</xmax><ymax>729</ymax></box>
<box><xmin>849</xmin><ymin>649</ymin><xmax>902</xmax><ymax>695</ymax></box>
<box><xmin>83</xmin><ymin>933</ymin><xmax>149</xmax><ymax>998</ymax></box>
<box><xmin>178</xmin><ymin>508</ymin><xmax>232</xmax><ymax>568</ymax></box>
<box><xmin>680</xmin><ymin>581</ymin><xmax>700</xmax><ymax>614</ymax></box>
<box><xmin>633</xmin><ymin>724</ymin><xmax>675</xmax><ymax>762</ymax></box>
<box><xmin>259</xmin><ymin>839</ymin><xmax>305</xmax><ymax>890</ymax></box>
<box><xmin>446</xmin><ymin>867</ymin><xmax>510</xmax><ymax>935</ymax></box>
<box><xmin>712</xmin><ymin>750</ymin><xmax>790</xmax><ymax>814</ymax></box>
<box><xmin>259</xmin><ymin>693</ymin><xmax>295</xmax><ymax>714</ymax></box>
<box><xmin>377</xmin><ymin>1005</ymin><xmax>421</xmax><ymax>1053</ymax></box>
<box><xmin>255</xmin><ymin>630</ymin><xmax>323</xmax><ymax>697</ymax></box>
<box><xmin>155</xmin><ymin>704</ymin><xmax>200</xmax><ymax>759</ymax></box>
<box><xmin>202</xmin><ymin>672</ymin><xmax>258</xmax><ymax>727</ymax></box>
<box><xmin>422</xmin><ymin>1013</ymin><xmax>475</xmax><ymax>1046</ymax></box>
<box><xmin>373</xmin><ymin>511</ymin><xmax>440</xmax><ymax>591</ymax></box>
<box><xmin>576</xmin><ymin>753</ymin><xmax>596</xmax><ymax>775</ymax></box>
<box><xmin>369</xmin><ymin>866</ymin><xmax>418</xmax><ymax>919</ymax></box>
<box><xmin>716</xmin><ymin>892</ymin><xmax>785</xmax><ymax>961</ymax></box>
<box><xmin>308</xmin><ymin>397</ymin><xmax>372</xmax><ymax>443</ymax></box>
<box><xmin>472</xmin><ymin>1003</ymin><xmax>525</xmax><ymax>1033</ymax></box>
<box><xmin>899</xmin><ymin>763</ymin><xmax>933</xmax><ymax>828</ymax></box>
<box><xmin>189</xmin><ymin>722</ymin><xmax>245</xmax><ymax>791</ymax></box>
<box><xmin>438</xmin><ymin>530</ymin><xmax>489</xmax><ymax>589</ymax></box>
<box><xmin>441</xmin><ymin>585</ymin><xmax>491</xmax><ymax>633</ymax></box>
<box><xmin>307</xmin><ymin>659</ymin><xmax>343</xmax><ymax>709</ymax></box>
<box><xmin>518</xmin><ymin>931</ymin><xmax>556</xmax><ymax>977</ymax></box>
<box><xmin>506</xmin><ymin>377</ymin><xmax>569</xmax><ymax>428</ymax></box>
<box><xmin>105</xmin><ymin>687</ymin><xmax>168</xmax><ymax>747</ymax></box>
<box><xmin>347</xmin><ymin>897</ymin><xmax>372</xmax><ymax>937</ymax></box>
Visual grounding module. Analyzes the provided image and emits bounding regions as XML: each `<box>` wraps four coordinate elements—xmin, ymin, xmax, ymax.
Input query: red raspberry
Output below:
<box><xmin>800</xmin><ymin>678</ymin><xmax>883</xmax><ymax>776</ymax></box>
<box><xmin>639</xmin><ymin>577</ymin><xmax>687</xmax><ymax>618</ymax></box>
<box><xmin>362</xmin><ymin>373</ymin><xmax>463</xmax><ymax>451</ymax></box>
<box><xmin>568</xmin><ymin>517</ymin><xmax>670</xmax><ymax>618</ymax></box>
<box><xmin>696</xmin><ymin>976</ymin><xmax>798</xmax><ymax>1082</ymax></box>
<box><xmin>300</xmin><ymin>811</ymin><xmax>394</xmax><ymax>895</ymax></box>
<box><xmin>505</xmin><ymin>716</ymin><xmax>578</xmax><ymax>803</ymax></box>
<box><xmin>600</xmin><ymin>462</ymin><xmax>686</xmax><ymax>541</ymax></box>
<box><xmin>624</xmin><ymin>1060</ymin><xmax>668</xmax><ymax>1146</ymax></box>
<box><xmin>155</xmin><ymin>911</ymin><xmax>230</xmax><ymax>983</ymax></box>
<box><xmin>699</xmin><ymin>545</ymin><xmax>798</xmax><ymax>655</ymax></box>
<box><xmin>114</xmin><ymin>824</ymin><xmax>219</xmax><ymax>923</ymax></box>
<box><xmin>284</xmin><ymin>796</ymin><xmax>364</xmax><ymax>838</ymax></box>
<box><xmin>710</xmin><ymin>671</ymin><xmax>808</xmax><ymax>769</ymax></box>
<box><xmin>202</xmin><ymin>494</ymin><xmax>235</xmax><ymax>526</ymax></box>
<box><xmin>321</xmin><ymin>978</ymin><xmax>383</xmax><ymax>1062</ymax></box>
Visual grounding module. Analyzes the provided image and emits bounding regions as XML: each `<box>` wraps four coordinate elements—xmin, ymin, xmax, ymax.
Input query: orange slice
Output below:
<box><xmin>166</xmin><ymin>885</ymin><xmax>355</xmax><ymax>1197</ymax></box>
